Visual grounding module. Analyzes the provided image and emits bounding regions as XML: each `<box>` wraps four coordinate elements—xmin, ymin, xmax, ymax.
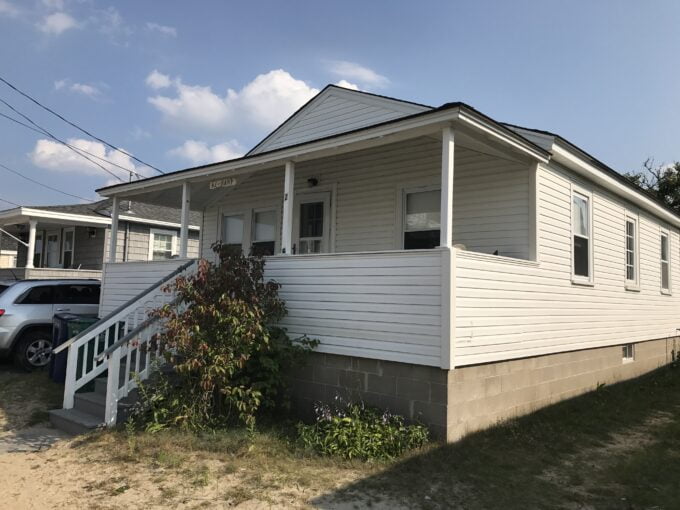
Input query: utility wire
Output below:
<box><xmin>0</xmin><ymin>196</ymin><xmax>20</xmax><ymax>207</ymax></box>
<box><xmin>0</xmin><ymin>96</ymin><xmax>127</xmax><ymax>182</ymax></box>
<box><xmin>0</xmin><ymin>161</ymin><xmax>95</xmax><ymax>203</ymax></box>
<box><xmin>0</xmin><ymin>75</ymin><xmax>165</xmax><ymax>175</ymax></box>
<box><xmin>0</xmin><ymin>111</ymin><xmax>143</xmax><ymax>177</ymax></box>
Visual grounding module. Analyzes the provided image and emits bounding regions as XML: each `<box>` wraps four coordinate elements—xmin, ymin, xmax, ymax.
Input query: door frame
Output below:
<box><xmin>45</xmin><ymin>229</ymin><xmax>62</xmax><ymax>268</ymax></box>
<box><xmin>293</xmin><ymin>186</ymin><xmax>336</xmax><ymax>254</ymax></box>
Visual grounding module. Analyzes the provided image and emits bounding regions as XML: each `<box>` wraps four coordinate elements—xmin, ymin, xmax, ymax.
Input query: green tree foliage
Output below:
<box><xmin>624</xmin><ymin>159</ymin><xmax>680</xmax><ymax>213</ymax></box>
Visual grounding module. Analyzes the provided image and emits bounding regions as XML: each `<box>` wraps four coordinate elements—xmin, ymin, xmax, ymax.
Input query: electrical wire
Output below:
<box><xmin>0</xmin><ymin>75</ymin><xmax>165</xmax><ymax>175</ymax></box>
<box><xmin>0</xmin><ymin>196</ymin><xmax>20</xmax><ymax>207</ymax></box>
<box><xmin>0</xmin><ymin>161</ymin><xmax>95</xmax><ymax>203</ymax></box>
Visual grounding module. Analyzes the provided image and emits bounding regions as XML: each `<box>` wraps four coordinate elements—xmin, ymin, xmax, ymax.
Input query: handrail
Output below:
<box><xmin>95</xmin><ymin>315</ymin><xmax>159</xmax><ymax>363</ymax></box>
<box><xmin>53</xmin><ymin>259</ymin><xmax>196</xmax><ymax>355</ymax></box>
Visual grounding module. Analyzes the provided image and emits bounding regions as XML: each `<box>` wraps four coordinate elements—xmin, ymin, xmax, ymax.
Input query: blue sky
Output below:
<box><xmin>1</xmin><ymin>0</ymin><xmax>679</xmax><ymax>207</ymax></box>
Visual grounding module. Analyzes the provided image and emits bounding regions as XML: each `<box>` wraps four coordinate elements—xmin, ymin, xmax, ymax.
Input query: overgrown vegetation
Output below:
<box><xmin>129</xmin><ymin>245</ymin><xmax>316</xmax><ymax>432</ymax></box>
<box><xmin>625</xmin><ymin>158</ymin><xmax>680</xmax><ymax>213</ymax></box>
<box><xmin>297</xmin><ymin>398</ymin><xmax>429</xmax><ymax>460</ymax></box>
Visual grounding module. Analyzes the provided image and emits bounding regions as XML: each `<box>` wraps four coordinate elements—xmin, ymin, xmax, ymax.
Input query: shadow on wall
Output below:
<box><xmin>311</xmin><ymin>364</ymin><xmax>680</xmax><ymax>509</ymax></box>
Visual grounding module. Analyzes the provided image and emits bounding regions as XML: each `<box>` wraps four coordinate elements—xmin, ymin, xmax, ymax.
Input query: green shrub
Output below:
<box><xmin>129</xmin><ymin>246</ymin><xmax>317</xmax><ymax>433</ymax></box>
<box><xmin>297</xmin><ymin>397</ymin><xmax>429</xmax><ymax>461</ymax></box>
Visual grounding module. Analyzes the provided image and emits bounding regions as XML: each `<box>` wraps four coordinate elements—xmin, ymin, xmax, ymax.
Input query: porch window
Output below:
<box><xmin>572</xmin><ymin>189</ymin><xmax>592</xmax><ymax>282</ymax></box>
<box><xmin>222</xmin><ymin>214</ymin><xmax>244</xmax><ymax>254</ymax></box>
<box><xmin>62</xmin><ymin>228</ymin><xmax>75</xmax><ymax>268</ymax></box>
<box><xmin>299</xmin><ymin>202</ymin><xmax>324</xmax><ymax>254</ymax></box>
<box><xmin>660</xmin><ymin>230</ymin><xmax>670</xmax><ymax>293</ymax></box>
<box><xmin>404</xmin><ymin>189</ymin><xmax>440</xmax><ymax>250</ymax></box>
<box><xmin>33</xmin><ymin>231</ymin><xmax>43</xmax><ymax>268</ymax></box>
<box><xmin>149</xmin><ymin>229</ymin><xmax>177</xmax><ymax>260</ymax></box>
<box><xmin>624</xmin><ymin>215</ymin><xmax>638</xmax><ymax>288</ymax></box>
<box><xmin>251</xmin><ymin>210</ymin><xmax>276</xmax><ymax>256</ymax></box>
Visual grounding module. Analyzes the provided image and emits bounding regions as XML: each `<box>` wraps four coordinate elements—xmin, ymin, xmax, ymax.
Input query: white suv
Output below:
<box><xmin>0</xmin><ymin>280</ymin><xmax>100</xmax><ymax>370</ymax></box>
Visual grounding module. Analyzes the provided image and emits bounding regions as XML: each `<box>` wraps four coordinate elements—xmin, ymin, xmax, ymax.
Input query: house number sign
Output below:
<box><xmin>209</xmin><ymin>177</ymin><xmax>237</xmax><ymax>190</ymax></box>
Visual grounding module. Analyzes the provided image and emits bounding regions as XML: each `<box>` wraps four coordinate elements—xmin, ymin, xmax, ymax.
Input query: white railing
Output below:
<box><xmin>54</xmin><ymin>259</ymin><xmax>197</xmax><ymax>422</ymax></box>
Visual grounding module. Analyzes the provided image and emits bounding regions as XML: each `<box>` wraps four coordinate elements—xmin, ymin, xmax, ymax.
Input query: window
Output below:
<box><xmin>149</xmin><ymin>229</ymin><xmax>177</xmax><ymax>261</ymax></box>
<box><xmin>404</xmin><ymin>189</ymin><xmax>441</xmax><ymax>250</ymax></box>
<box><xmin>17</xmin><ymin>285</ymin><xmax>54</xmax><ymax>305</ymax></box>
<box><xmin>62</xmin><ymin>228</ymin><xmax>75</xmax><ymax>268</ymax></box>
<box><xmin>251</xmin><ymin>210</ymin><xmax>276</xmax><ymax>256</ymax></box>
<box><xmin>33</xmin><ymin>231</ymin><xmax>43</xmax><ymax>268</ymax></box>
<box><xmin>56</xmin><ymin>284</ymin><xmax>100</xmax><ymax>305</ymax></box>
<box><xmin>222</xmin><ymin>214</ymin><xmax>244</xmax><ymax>255</ymax></box>
<box><xmin>572</xmin><ymin>190</ymin><xmax>592</xmax><ymax>281</ymax></box>
<box><xmin>622</xmin><ymin>343</ymin><xmax>635</xmax><ymax>362</ymax></box>
<box><xmin>660</xmin><ymin>231</ymin><xmax>670</xmax><ymax>293</ymax></box>
<box><xmin>298</xmin><ymin>202</ymin><xmax>324</xmax><ymax>254</ymax></box>
<box><xmin>625</xmin><ymin>216</ymin><xmax>638</xmax><ymax>288</ymax></box>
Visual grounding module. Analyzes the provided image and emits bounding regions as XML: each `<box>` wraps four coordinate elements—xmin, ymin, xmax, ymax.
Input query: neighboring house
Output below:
<box><xmin>53</xmin><ymin>85</ymin><xmax>680</xmax><ymax>440</ymax></box>
<box><xmin>0</xmin><ymin>199</ymin><xmax>201</xmax><ymax>281</ymax></box>
<box><xmin>0</xmin><ymin>232</ymin><xmax>18</xmax><ymax>268</ymax></box>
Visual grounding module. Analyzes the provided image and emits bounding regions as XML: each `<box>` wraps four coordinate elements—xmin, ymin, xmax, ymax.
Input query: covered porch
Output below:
<box><xmin>97</xmin><ymin>107</ymin><xmax>549</xmax><ymax>370</ymax></box>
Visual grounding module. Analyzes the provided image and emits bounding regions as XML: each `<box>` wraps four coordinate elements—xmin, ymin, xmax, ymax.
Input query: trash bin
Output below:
<box><xmin>50</xmin><ymin>313</ymin><xmax>99</xmax><ymax>383</ymax></box>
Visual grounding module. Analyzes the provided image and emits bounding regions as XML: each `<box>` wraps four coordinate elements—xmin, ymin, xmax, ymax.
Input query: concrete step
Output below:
<box><xmin>74</xmin><ymin>392</ymin><xmax>106</xmax><ymax>419</ymax></box>
<box><xmin>49</xmin><ymin>408</ymin><xmax>102</xmax><ymax>435</ymax></box>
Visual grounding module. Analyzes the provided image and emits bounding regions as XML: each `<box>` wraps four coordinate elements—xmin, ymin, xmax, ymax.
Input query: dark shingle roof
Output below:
<box><xmin>0</xmin><ymin>234</ymin><xmax>17</xmax><ymax>251</ymax></box>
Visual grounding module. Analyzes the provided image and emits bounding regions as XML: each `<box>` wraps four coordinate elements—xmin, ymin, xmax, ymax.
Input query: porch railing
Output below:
<box><xmin>54</xmin><ymin>259</ymin><xmax>197</xmax><ymax>416</ymax></box>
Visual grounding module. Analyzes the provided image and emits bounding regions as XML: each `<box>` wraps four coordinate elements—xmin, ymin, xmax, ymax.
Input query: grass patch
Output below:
<box><xmin>71</xmin><ymin>363</ymin><xmax>680</xmax><ymax>509</ymax></box>
<box><xmin>0</xmin><ymin>368</ymin><xmax>64</xmax><ymax>432</ymax></box>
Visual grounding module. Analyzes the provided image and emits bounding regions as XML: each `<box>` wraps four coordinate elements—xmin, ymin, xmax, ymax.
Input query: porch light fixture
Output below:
<box><xmin>307</xmin><ymin>177</ymin><xmax>319</xmax><ymax>187</ymax></box>
<box><xmin>88</xmin><ymin>228</ymin><xmax>97</xmax><ymax>238</ymax></box>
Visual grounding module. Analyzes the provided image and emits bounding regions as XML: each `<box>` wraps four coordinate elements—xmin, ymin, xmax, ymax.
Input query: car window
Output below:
<box><xmin>17</xmin><ymin>285</ymin><xmax>55</xmax><ymax>305</ymax></box>
<box><xmin>0</xmin><ymin>284</ymin><xmax>9</xmax><ymax>295</ymax></box>
<box><xmin>55</xmin><ymin>284</ymin><xmax>101</xmax><ymax>305</ymax></box>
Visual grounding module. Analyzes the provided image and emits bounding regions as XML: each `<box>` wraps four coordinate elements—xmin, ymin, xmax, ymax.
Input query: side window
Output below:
<box><xmin>571</xmin><ymin>189</ymin><xmax>593</xmax><ymax>282</ymax></box>
<box><xmin>403</xmin><ymin>189</ymin><xmax>441</xmax><ymax>250</ymax></box>
<box><xmin>660</xmin><ymin>231</ymin><xmax>671</xmax><ymax>293</ymax></box>
<box><xmin>222</xmin><ymin>214</ymin><xmax>244</xmax><ymax>254</ymax></box>
<box><xmin>149</xmin><ymin>229</ymin><xmax>177</xmax><ymax>261</ymax></box>
<box><xmin>251</xmin><ymin>210</ymin><xmax>276</xmax><ymax>256</ymax></box>
<box><xmin>56</xmin><ymin>285</ymin><xmax>101</xmax><ymax>305</ymax></box>
<box><xmin>624</xmin><ymin>215</ymin><xmax>639</xmax><ymax>288</ymax></box>
<box><xmin>17</xmin><ymin>285</ymin><xmax>55</xmax><ymax>305</ymax></box>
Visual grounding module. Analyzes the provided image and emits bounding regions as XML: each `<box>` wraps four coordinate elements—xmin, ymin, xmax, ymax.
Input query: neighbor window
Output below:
<box><xmin>404</xmin><ymin>189</ymin><xmax>441</xmax><ymax>250</ymax></box>
<box><xmin>222</xmin><ymin>214</ymin><xmax>244</xmax><ymax>254</ymax></box>
<box><xmin>622</xmin><ymin>343</ymin><xmax>635</xmax><ymax>362</ymax></box>
<box><xmin>572</xmin><ymin>190</ymin><xmax>592</xmax><ymax>281</ymax></box>
<box><xmin>251</xmin><ymin>210</ymin><xmax>277</xmax><ymax>256</ymax></box>
<box><xmin>150</xmin><ymin>229</ymin><xmax>177</xmax><ymax>261</ymax></box>
<box><xmin>62</xmin><ymin>228</ymin><xmax>75</xmax><ymax>268</ymax></box>
<box><xmin>660</xmin><ymin>231</ymin><xmax>670</xmax><ymax>292</ymax></box>
<box><xmin>33</xmin><ymin>231</ymin><xmax>43</xmax><ymax>268</ymax></box>
<box><xmin>625</xmin><ymin>216</ymin><xmax>638</xmax><ymax>286</ymax></box>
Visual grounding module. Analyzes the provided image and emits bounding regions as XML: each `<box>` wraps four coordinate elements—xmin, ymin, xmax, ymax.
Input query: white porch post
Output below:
<box><xmin>281</xmin><ymin>161</ymin><xmax>295</xmax><ymax>254</ymax></box>
<box><xmin>179</xmin><ymin>182</ymin><xmax>191</xmax><ymax>258</ymax></box>
<box><xmin>440</xmin><ymin>126</ymin><xmax>455</xmax><ymax>247</ymax></box>
<box><xmin>109</xmin><ymin>196</ymin><xmax>120</xmax><ymax>263</ymax></box>
<box><xmin>25</xmin><ymin>219</ymin><xmax>37</xmax><ymax>268</ymax></box>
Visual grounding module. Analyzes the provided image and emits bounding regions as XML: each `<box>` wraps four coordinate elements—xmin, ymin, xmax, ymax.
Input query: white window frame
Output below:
<box><xmin>570</xmin><ymin>185</ymin><xmax>594</xmax><ymax>286</ymax></box>
<box><xmin>220</xmin><ymin>210</ymin><xmax>248</xmax><ymax>253</ymax></box>
<box><xmin>33</xmin><ymin>231</ymin><xmax>44</xmax><ymax>268</ymax></box>
<box><xmin>218</xmin><ymin>201</ymin><xmax>282</xmax><ymax>255</ymax></box>
<box><xmin>624</xmin><ymin>212</ymin><xmax>639</xmax><ymax>291</ymax></box>
<box><xmin>660</xmin><ymin>228</ymin><xmax>672</xmax><ymax>295</ymax></box>
<box><xmin>148</xmin><ymin>228</ymin><xmax>178</xmax><ymax>261</ymax></box>
<box><xmin>251</xmin><ymin>207</ymin><xmax>280</xmax><ymax>255</ymax></box>
<box><xmin>622</xmin><ymin>343</ymin><xmax>635</xmax><ymax>363</ymax></box>
<box><xmin>398</xmin><ymin>184</ymin><xmax>442</xmax><ymax>250</ymax></box>
<box><xmin>61</xmin><ymin>227</ymin><xmax>75</xmax><ymax>269</ymax></box>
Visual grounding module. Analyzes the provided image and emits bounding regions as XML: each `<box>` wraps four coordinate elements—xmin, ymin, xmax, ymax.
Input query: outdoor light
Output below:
<box><xmin>307</xmin><ymin>177</ymin><xmax>319</xmax><ymax>187</ymax></box>
<box><xmin>88</xmin><ymin>228</ymin><xmax>97</xmax><ymax>238</ymax></box>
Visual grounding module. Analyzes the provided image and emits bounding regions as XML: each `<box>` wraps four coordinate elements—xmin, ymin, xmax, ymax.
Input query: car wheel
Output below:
<box><xmin>14</xmin><ymin>329</ymin><xmax>53</xmax><ymax>371</ymax></box>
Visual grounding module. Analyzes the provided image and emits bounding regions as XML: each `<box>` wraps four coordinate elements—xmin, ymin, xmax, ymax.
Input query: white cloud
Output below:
<box><xmin>335</xmin><ymin>79</ymin><xmax>360</xmax><ymax>91</ymax></box>
<box><xmin>169</xmin><ymin>140</ymin><xmax>245</xmax><ymax>166</ymax></box>
<box><xmin>0</xmin><ymin>0</ymin><xmax>19</xmax><ymax>17</ymax></box>
<box><xmin>327</xmin><ymin>60</ymin><xmax>389</xmax><ymax>88</ymax></box>
<box><xmin>130</xmin><ymin>126</ymin><xmax>151</xmax><ymax>140</ymax></box>
<box><xmin>54</xmin><ymin>79</ymin><xmax>67</xmax><ymax>90</ymax></box>
<box><xmin>146</xmin><ymin>21</ymin><xmax>177</xmax><ymax>37</ymax></box>
<box><xmin>54</xmin><ymin>79</ymin><xmax>103</xmax><ymax>98</ymax></box>
<box><xmin>29</xmin><ymin>138</ymin><xmax>147</xmax><ymax>181</ymax></box>
<box><xmin>37</xmin><ymin>11</ymin><xmax>77</xmax><ymax>35</ymax></box>
<box><xmin>145</xmin><ymin>70</ymin><xmax>172</xmax><ymax>90</ymax></box>
<box><xmin>148</xmin><ymin>69</ymin><xmax>319</xmax><ymax>135</ymax></box>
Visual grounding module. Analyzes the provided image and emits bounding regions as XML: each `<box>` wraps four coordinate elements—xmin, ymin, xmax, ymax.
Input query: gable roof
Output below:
<box><xmin>247</xmin><ymin>85</ymin><xmax>432</xmax><ymax>155</ymax></box>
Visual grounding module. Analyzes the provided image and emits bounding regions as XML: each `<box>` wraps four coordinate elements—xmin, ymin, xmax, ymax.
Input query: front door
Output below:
<box><xmin>45</xmin><ymin>231</ymin><xmax>61</xmax><ymax>268</ymax></box>
<box><xmin>293</xmin><ymin>192</ymin><xmax>330</xmax><ymax>254</ymax></box>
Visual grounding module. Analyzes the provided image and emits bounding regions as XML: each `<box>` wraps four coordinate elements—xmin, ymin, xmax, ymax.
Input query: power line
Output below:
<box><xmin>0</xmin><ymin>96</ymin><xmax>126</xmax><ymax>182</ymax></box>
<box><xmin>0</xmin><ymin>196</ymin><xmax>20</xmax><ymax>207</ymax></box>
<box><xmin>0</xmin><ymin>75</ymin><xmax>165</xmax><ymax>175</ymax></box>
<box><xmin>0</xmin><ymin>161</ymin><xmax>95</xmax><ymax>203</ymax></box>
<box><xmin>0</xmin><ymin>111</ymin><xmax>143</xmax><ymax>177</ymax></box>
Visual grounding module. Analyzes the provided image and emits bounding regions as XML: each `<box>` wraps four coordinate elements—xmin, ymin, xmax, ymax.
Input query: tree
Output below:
<box><xmin>624</xmin><ymin>159</ymin><xmax>680</xmax><ymax>214</ymax></box>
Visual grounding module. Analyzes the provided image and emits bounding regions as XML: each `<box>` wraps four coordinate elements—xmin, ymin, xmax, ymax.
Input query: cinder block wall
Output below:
<box><xmin>290</xmin><ymin>337</ymin><xmax>678</xmax><ymax>442</ymax></box>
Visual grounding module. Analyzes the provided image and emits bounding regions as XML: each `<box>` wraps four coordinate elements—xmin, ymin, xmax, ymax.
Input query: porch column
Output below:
<box><xmin>281</xmin><ymin>161</ymin><xmax>295</xmax><ymax>254</ymax></box>
<box><xmin>440</xmin><ymin>126</ymin><xmax>455</xmax><ymax>247</ymax></box>
<box><xmin>109</xmin><ymin>196</ymin><xmax>120</xmax><ymax>263</ymax></box>
<box><xmin>179</xmin><ymin>182</ymin><xmax>191</xmax><ymax>258</ymax></box>
<box><xmin>25</xmin><ymin>219</ymin><xmax>37</xmax><ymax>269</ymax></box>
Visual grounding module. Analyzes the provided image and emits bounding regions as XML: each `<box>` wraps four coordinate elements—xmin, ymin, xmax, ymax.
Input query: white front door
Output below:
<box><xmin>46</xmin><ymin>231</ymin><xmax>61</xmax><ymax>268</ymax></box>
<box><xmin>293</xmin><ymin>192</ymin><xmax>330</xmax><ymax>254</ymax></box>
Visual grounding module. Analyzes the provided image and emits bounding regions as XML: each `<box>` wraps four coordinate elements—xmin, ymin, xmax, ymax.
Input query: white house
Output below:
<box><xmin>51</xmin><ymin>86</ymin><xmax>680</xmax><ymax>440</ymax></box>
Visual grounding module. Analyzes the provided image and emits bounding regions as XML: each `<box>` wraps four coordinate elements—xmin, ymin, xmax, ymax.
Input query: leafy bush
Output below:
<box><xmin>297</xmin><ymin>397</ymin><xmax>429</xmax><ymax>461</ymax></box>
<box><xmin>130</xmin><ymin>245</ymin><xmax>317</xmax><ymax>432</ymax></box>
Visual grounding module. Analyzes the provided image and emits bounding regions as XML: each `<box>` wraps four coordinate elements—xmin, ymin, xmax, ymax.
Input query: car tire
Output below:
<box><xmin>14</xmin><ymin>329</ymin><xmax>53</xmax><ymax>372</ymax></box>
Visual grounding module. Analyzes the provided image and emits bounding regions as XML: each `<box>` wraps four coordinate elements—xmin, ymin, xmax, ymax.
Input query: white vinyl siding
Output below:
<box><xmin>454</xmin><ymin>163</ymin><xmax>680</xmax><ymax>366</ymax></box>
<box><xmin>203</xmin><ymin>138</ymin><xmax>531</xmax><ymax>260</ymax></box>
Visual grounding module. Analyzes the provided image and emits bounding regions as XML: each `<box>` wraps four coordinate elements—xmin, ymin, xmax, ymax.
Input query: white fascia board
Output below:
<box><xmin>0</xmin><ymin>208</ymin><xmax>111</xmax><ymax>226</ymax></box>
<box><xmin>98</xmin><ymin>107</ymin><xmax>549</xmax><ymax>199</ymax></box>
<box><xmin>118</xmin><ymin>215</ymin><xmax>200</xmax><ymax>231</ymax></box>
<box><xmin>551</xmin><ymin>144</ymin><xmax>680</xmax><ymax>228</ymax></box>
